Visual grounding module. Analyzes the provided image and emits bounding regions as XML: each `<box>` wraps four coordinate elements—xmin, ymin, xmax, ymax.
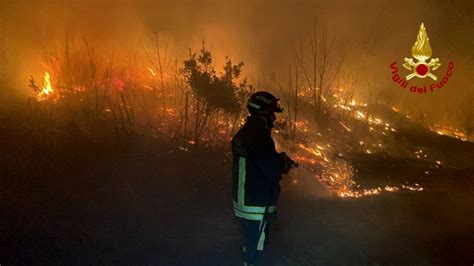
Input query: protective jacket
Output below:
<box><xmin>231</xmin><ymin>115</ymin><xmax>286</xmax><ymax>221</ymax></box>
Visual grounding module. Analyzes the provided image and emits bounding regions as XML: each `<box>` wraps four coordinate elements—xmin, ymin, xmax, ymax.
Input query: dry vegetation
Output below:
<box><xmin>1</xmin><ymin>19</ymin><xmax>473</xmax><ymax>264</ymax></box>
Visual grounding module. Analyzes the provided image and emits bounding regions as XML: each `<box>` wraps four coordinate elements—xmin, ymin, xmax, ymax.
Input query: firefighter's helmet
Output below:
<box><xmin>247</xmin><ymin>91</ymin><xmax>283</xmax><ymax>115</ymax></box>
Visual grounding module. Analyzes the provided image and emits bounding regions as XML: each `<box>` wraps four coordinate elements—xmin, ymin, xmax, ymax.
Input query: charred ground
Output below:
<box><xmin>1</xmin><ymin>104</ymin><xmax>473</xmax><ymax>265</ymax></box>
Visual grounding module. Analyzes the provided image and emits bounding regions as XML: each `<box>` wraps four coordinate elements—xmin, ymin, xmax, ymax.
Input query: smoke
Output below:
<box><xmin>3</xmin><ymin>0</ymin><xmax>473</xmax><ymax>125</ymax></box>
<box><xmin>285</xmin><ymin>167</ymin><xmax>333</xmax><ymax>199</ymax></box>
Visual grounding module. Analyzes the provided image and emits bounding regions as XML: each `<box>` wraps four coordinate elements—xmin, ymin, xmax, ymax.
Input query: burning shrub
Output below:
<box><xmin>183</xmin><ymin>44</ymin><xmax>248</xmax><ymax>114</ymax></box>
<box><xmin>181</xmin><ymin>43</ymin><xmax>252</xmax><ymax>145</ymax></box>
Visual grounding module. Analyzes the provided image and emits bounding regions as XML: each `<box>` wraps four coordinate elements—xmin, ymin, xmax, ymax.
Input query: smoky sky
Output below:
<box><xmin>2</xmin><ymin>0</ymin><xmax>473</xmax><ymax>123</ymax></box>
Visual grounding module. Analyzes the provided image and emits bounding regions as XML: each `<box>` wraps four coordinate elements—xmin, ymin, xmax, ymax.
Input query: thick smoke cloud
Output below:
<box><xmin>3</xmin><ymin>0</ymin><xmax>473</xmax><ymax>124</ymax></box>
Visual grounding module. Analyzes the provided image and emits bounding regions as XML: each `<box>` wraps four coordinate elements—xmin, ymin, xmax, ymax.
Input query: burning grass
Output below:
<box><xmin>21</xmin><ymin>36</ymin><xmax>472</xmax><ymax>199</ymax></box>
<box><xmin>429</xmin><ymin>124</ymin><xmax>468</xmax><ymax>141</ymax></box>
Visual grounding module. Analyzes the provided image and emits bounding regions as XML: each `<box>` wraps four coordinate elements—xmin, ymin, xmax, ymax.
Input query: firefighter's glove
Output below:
<box><xmin>280</xmin><ymin>152</ymin><xmax>294</xmax><ymax>174</ymax></box>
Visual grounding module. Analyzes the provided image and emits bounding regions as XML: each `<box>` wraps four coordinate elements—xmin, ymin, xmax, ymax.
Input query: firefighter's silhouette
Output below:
<box><xmin>232</xmin><ymin>91</ymin><xmax>295</xmax><ymax>265</ymax></box>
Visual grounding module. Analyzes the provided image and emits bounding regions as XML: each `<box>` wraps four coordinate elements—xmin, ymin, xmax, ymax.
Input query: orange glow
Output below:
<box><xmin>37</xmin><ymin>72</ymin><xmax>58</xmax><ymax>102</ymax></box>
<box><xmin>429</xmin><ymin>124</ymin><xmax>467</xmax><ymax>141</ymax></box>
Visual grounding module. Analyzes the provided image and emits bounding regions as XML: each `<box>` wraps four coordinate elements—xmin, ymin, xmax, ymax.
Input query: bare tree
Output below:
<box><xmin>141</xmin><ymin>32</ymin><xmax>173</xmax><ymax>117</ymax></box>
<box><xmin>365</xmin><ymin>80</ymin><xmax>374</xmax><ymax>126</ymax></box>
<box><xmin>83</xmin><ymin>38</ymin><xmax>100</xmax><ymax>119</ymax></box>
<box><xmin>274</xmin><ymin>62</ymin><xmax>300</xmax><ymax>142</ymax></box>
<box><xmin>342</xmin><ymin>74</ymin><xmax>357</xmax><ymax>121</ymax></box>
<box><xmin>297</xmin><ymin>18</ymin><xmax>344</xmax><ymax>124</ymax></box>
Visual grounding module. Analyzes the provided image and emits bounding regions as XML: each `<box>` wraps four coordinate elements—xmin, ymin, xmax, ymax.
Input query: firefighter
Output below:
<box><xmin>231</xmin><ymin>91</ymin><xmax>295</xmax><ymax>265</ymax></box>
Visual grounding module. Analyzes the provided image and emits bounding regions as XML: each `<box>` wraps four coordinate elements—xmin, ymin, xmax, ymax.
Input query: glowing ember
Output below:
<box><xmin>339</xmin><ymin>122</ymin><xmax>352</xmax><ymax>132</ymax></box>
<box><xmin>113</xmin><ymin>78</ymin><xmax>125</xmax><ymax>92</ymax></box>
<box><xmin>165</xmin><ymin>107</ymin><xmax>177</xmax><ymax>116</ymax></box>
<box><xmin>429</xmin><ymin>124</ymin><xmax>468</xmax><ymax>141</ymax></box>
<box><xmin>384</xmin><ymin>185</ymin><xmax>399</xmax><ymax>192</ymax></box>
<box><xmin>148</xmin><ymin>67</ymin><xmax>157</xmax><ymax>77</ymax></box>
<box><xmin>339</xmin><ymin>183</ymin><xmax>424</xmax><ymax>198</ymax></box>
<box><xmin>401</xmin><ymin>184</ymin><xmax>423</xmax><ymax>191</ymax></box>
<box><xmin>355</xmin><ymin>111</ymin><xmax>366</xmax><ymax>119</ymax></box>
<box><xmin>294</xmin><ymin>120</ymin><xmax>310</xmax><ymax>132</ymax></box>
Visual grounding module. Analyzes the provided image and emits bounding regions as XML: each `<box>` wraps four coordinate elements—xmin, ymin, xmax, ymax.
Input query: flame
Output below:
<box><xmin>113</xmin><ymin>78</ymin><xmax>125</xmax><ymax>92</ymax></box>
<box><xmin>338</xmin><ymin>183</ymin><xmax>423</xmax><ymax>198</ymax></box>
<box><xmin>37</xmin><ymin>72</ymin><xmax>56</xmax><ymax>102</ymax></box>
<box><xmin>29</xmin><ymin>56</ymin><xmax>434</xmax><ymax>198</ymax></box>
<box><xmin>411</xmin><ymin>23</ymin><xmax>432</xmax><ymax>62</ymax></box>
<box><xmin>339</xmin><ymin>121</ymin><xmax>352</xmax><ymax>132</ymax></box>
<box><xmin>429</xmin><ymin>124</ymin><xmax>468</xmax><ymax>141</ymax></box>
<box><xmin>287</xmin><ymin>131</ymin><xmax>425</xmax><ymax>198</ymax></box>
<box><xmin>355</xmin><ymin>111</ymin><xmax>366</xmax><ymax>119</ymax></box>
<box><xmin>148</xmin><ymin>67</ymin><xmax>157</xmax><ymax>77</ymax></box>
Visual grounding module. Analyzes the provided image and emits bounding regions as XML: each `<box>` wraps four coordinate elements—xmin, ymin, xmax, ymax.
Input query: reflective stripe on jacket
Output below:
<box><xmin>231</xmin><ymin>116</ymin><xmax>285</xmax><ymax>220</ymax></box>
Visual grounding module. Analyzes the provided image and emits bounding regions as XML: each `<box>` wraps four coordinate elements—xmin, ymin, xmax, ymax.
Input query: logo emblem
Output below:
<box><xmin>389</xmin><ymin>23</ymin><xmax>454</xmax><ymax>94</ymax></box>
<box><xmin>403</xmin><ymin>23</ymin><xmax>441</xmax><ymax>80</ymax></box>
